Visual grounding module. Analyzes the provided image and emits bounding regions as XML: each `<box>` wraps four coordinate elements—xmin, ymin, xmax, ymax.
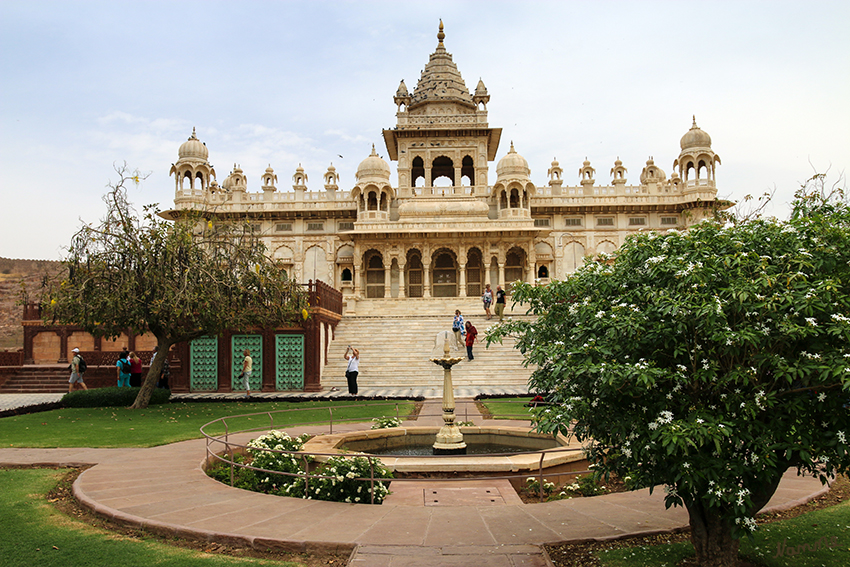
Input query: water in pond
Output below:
<box><xmin>353</xmin><ymin>443</ymin><xmax>540</xmax><ymax>456</ymax></box>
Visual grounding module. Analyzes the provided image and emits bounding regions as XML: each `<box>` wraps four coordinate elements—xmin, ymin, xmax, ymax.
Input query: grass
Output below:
<box><xmin>0</xmin><ymin>400</ymin><xmax>416</xmax><ymax>448</ymax></box>
<box><xmin>0</xmin><ymin>468</ymin><xmax>308</xmax><ymax>567</ymax></box>
<box><xmin>595</xmin><ymin>501</ymin><xmax>850</xmax><ymax>567</ymax></box>
<box><xmin>477</xmin><ymin>396</ymin><xmax>537</xmax><ymax>420</ymax></box>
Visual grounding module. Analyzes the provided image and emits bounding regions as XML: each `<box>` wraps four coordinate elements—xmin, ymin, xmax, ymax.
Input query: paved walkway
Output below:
<box><xmin>0</xmin><ymin>396</ymin><xmax>831</xmax><ymax>567</ymax></box>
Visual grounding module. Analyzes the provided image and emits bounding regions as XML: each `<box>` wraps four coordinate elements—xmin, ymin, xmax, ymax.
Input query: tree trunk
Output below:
<box><xmin>687</xmin><ymin>500</ymin><xmax>739</xmax><ymax>567</ymax></box>
<box><xmin>130</xmin><ymin>338</ymin><xmax>173</xmax><ymax>409</ymax></box>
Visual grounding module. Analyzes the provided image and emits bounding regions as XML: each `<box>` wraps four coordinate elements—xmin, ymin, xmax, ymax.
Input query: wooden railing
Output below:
<box><xmin>304</xmin><ymin>279</ymin><xmax>343</xmax><ymax>315</ymax></box>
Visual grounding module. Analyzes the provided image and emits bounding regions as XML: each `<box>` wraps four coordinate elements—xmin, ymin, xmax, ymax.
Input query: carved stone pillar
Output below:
<box><xmin>498</xmin><ymin>263</ymin><xmax>505</xmax><ymax>288</ymax></box>
<box><xmin>354</xmin><ymin>262</ymin><xmax>363</xmax><ymax>297</ymax></box>
<box><xmin>458</xmin><ymin>262</ymin><xmax>467</xmax><ymax>297</ymax></box>
<box><xmin>423</xmin><ymin>263</ymin><xmax>432</xmax><ymax>298</ymax></box>
<box><xmin>398</xmin><ymin>262</ymin><xmax>406</xmax><ymax>298</ymax></box>
<box><xmin>384</xmin><ymin>264</ymin><xmax>391</xmax><ymax>298</ymax></box>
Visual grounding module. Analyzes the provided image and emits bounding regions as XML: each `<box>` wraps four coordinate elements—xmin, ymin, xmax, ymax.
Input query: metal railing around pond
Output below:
<box><xmin>200</xmin><ymin>400</ymin><xmax>588</xmax><ymax>504</ymax></box>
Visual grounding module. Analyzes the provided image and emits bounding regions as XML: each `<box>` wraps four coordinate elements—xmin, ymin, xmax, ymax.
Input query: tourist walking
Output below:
<box><xmin>452</xmin><ymin>310</ymin><xmax>465</xmax><ymax>349</ymax></box>
<box><xmin>68</xmin><ymin>347</ymin><xmax>87</xmax><ymax>393</ymax></box>
<box><xmin>344</xmin><ymin>345</ymin><xmax>360</xmax><ymax>395</ymax></box>
<box><xmin>482</xmin><ymin>283</ymin><xmax>493</xmax><ymax>319</ymax></box>
<box><xmin>465</xmin><ymin>320</ymin><xmax>478</xmax><ymax>360</ymax></box>
<box><xmin>495</xmin><ymin>284</ymin><xmax>506</xmax><ymax>322</ymax></box>
<box><xmin>129</xmin><ymin>351</ymin><xmax>143</xmax><ymax>387</ymax></box>
<box><xmin>116</xmin><ymin>351</ymin><xmax>132</xmax><ymax>387</ymax></box>
<box><xmin>241</xmin><ymin>349</ymin><xmax>253</xmax><ymax>397</ymax></box>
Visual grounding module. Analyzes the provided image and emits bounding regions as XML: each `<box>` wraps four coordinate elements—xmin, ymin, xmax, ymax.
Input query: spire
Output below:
<box><xmin>438</xmin><ymin>20</ymin><xmax>445</xmax><ymax>46</ymax></box>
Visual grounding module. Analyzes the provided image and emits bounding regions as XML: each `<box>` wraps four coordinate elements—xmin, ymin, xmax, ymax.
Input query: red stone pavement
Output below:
<box><xmin>0</xmin><ymin>403</ymin><xmax>831</xmax><ymax>567</ymax></box>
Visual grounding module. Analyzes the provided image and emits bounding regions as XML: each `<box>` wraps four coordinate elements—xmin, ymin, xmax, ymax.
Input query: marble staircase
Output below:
<box><xmin>321</xmin><ymin>298</ymin><xmax>535</xmax><ymax>393</ymax></box>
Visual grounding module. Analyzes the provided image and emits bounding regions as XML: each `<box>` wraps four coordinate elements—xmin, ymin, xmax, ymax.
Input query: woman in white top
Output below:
<box><xmin>344</xmin><ymin>346</ymin><xmax>360</xmax><ymax>395</ymax></box>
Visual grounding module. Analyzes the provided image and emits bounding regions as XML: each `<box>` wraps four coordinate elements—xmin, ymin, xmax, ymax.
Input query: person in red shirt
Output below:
<box><xmin>464</xmin><ymin>320</ymin><xmax>478</xmax><ymax>360</ymax></box>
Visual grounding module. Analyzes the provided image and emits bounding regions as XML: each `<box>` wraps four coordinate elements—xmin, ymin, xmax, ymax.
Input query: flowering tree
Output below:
<box><xmin>43</xmin><ymin>164</ymin><xmax>307</xmax><ymax>409</ymax></box>
<box><xmin>488</xmin><ymin>176</ymin><xmax>850</xmax><ymax>567</ymax></box>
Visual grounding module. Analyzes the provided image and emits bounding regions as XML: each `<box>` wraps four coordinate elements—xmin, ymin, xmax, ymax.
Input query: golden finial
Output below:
<box><xmin>438</xmin><ymin>20</ymin><xmax>445</xmax><ymax>45</ymax></box>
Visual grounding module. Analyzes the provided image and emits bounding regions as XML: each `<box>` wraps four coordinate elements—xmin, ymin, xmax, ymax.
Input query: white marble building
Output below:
<box><xmin>166</xmin><ymin>22</ymin><xmax>723</xmax><ymax>312</ymax></box>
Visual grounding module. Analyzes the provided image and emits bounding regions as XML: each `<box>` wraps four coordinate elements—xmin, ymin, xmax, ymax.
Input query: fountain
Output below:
<box><xmin>430</xmin><ymin>330</ymin><xmax>467</xmax><ymax>455</ymax></box>
<box><xmin>300</xmin><ymin>330</ymin><xmax>588</xmax><ymax>488</ymax></box>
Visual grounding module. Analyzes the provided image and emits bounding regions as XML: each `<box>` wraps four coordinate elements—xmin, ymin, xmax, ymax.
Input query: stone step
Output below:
<box><xmin>320</xmin><ymin>310</ymin><xmax>534</xmax><ymax>390</ymax></box>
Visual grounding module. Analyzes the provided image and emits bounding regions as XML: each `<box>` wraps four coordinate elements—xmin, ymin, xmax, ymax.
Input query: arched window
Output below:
<box><xmin>432</xmin><ymin>251</ymin><xmax>457</xmax><ymax>297</ymax></box>
<box><xmin>367</xmin><ymin>191</ymin><xmax>378</xmax><ymax>210</ymax></box>
<box><xmin>341</xmin><ymin>268</ymin><xmax>352</xmax><ymax>283</ymax></box>
<box><xmin>431</xmin><ymin>156</ymin><xmax>454</xmax><ymax>186</ymax></box>
<box><xmin>461</xmin><ymin>155</ymin><xmax>474</xmax><ymax>187</ymax></box>
<box><xmin>466</xmin><ymin>248</ymin><xmax>484</xmax><ymax>297</ymax></box>
<box><xmin>406</xmin><ymin>252</ymin><xmax>423</xmax><ymax>298</ymax></box>
<box><xmin>537</xmin><ymin>265</ymin><xmax>549</xmax><ymax>279</ymax></box>
<box><xmin>505</xmin><ymin>249</ymin><xmax>525</xmax><ymax>290</ymax></box>
<box><xmin>412</xmin><ymin>156</ymin><xmax>425</xmax><ymax>187</ymax></box>
<box><xmin>509</xmin><ymin>188</ymin><xmax>520</xmax><ymax>208</ymax></box>
<box><xmin>365</xmin><ymin>253</ymin><xmax>385</xmax><ymax>298</ymax></box>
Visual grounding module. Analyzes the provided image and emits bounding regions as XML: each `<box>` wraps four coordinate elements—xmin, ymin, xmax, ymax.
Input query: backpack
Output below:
<box><xmin>77</xmin><ymin>356</ymin><xmax>87</xmax><ymax>374</ymax></box>
<box><xmin>120</xmin><ymin>358</ymin><xmax>132</xmax><ymax>373</ymax></box>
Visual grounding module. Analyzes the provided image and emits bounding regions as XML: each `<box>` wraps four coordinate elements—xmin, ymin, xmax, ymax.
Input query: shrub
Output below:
<box><xmin>524</xmin><ymin>476</ymin><xmax>557</xmax><ymax>498</ymax></box>
<box><xmin>287</xmin><ymin>455</ymin><xmax>393</xmax><ymax>504</ymax></box>
<box><xmin>63</xmin><ymin>387</ymin><xmax>171</xmax><ymax>408</ymax></box>
<box><xmin>370</xmin><ymin>416</ymin><xmax>402</xmax><ymax>429</ymax></box>
<box><xmin>564</xmin><ymin>474</ymin><xmax>607</xmax><ymax>497</ymax></box>
<box><xmin>246</xmin><ymin>431</ymin><xmax>311</xmax><ymax>492</ymax></box>
<box><xmin>205</xmin><ymin>453</ymin><xmax>258</xmax><ymax>491</ymax></box>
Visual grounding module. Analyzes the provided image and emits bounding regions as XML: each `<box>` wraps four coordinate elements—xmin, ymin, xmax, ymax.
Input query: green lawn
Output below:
<box><xmin>0</xmin><ymin>400</ymin><xmax>415</xmax><ymax>448</ymax></box>
<box><xmin>0</xmin><ymin>468</ymin><xmax>308</xmax><ymax>567</ymax></box>
<box><xmin>597</xmin><ymin>501</ymin><xmax>850</xmax><ymax>566</ymax></box>
<box><xmin>478</xmin><ymin>397</ymin><xmax>537</xmax><ymax>420</ymax></box>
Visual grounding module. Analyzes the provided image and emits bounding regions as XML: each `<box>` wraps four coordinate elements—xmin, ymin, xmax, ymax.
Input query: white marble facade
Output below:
<box><xmin>167</xmin><ymin>22</ymin><xmax>723</xmax><ymax>309</ymax></box>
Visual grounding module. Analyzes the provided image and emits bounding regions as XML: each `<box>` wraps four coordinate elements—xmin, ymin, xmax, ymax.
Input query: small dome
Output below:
<box><xmin>680</xmin><ymin>116</ymin><xmax>712</xmax><ymax>150</ymax></box>
<box><xmin>265</xmin><ymin>164</ymin><xmax>275</xmax><ymax>174</ymax></box>
<box><xmin>396</xmin><ymin>80</ymin><xmax>409</xmax><ymax>97</ymax></box>
<box><xmin>551</xmin><ymin>158</ymin><xmax>560</xmax><ymax>167</ymax></box>
<box><xmin>178</xmin><ymin>128</ymin><xmax>208</xmax><ymax>160</ymax></box>
<box><xmin>496</xmin><ymin>142</ymin><xmax>530</xmax><ymax>180</ymax></box>
<box><xmin>356</xmin><ymin>145</ymin><xmax>391</xmax><ymax>182</ymax></box>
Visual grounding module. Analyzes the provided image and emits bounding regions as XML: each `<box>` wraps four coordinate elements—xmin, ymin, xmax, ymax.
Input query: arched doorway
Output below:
<box><xmin>432</xmin><ymin>249</ymin><xmax>458</xmax><ymax>297</ymax></box>
<box><xmin>505</xmin><ymin>247</ymin><xmax>526</xmax><ymax>291</ymax></box>
<box><xmin>406</xmin><ymin>250</ymin><xmax>423</xmax><ymax>298</ymax></box>
<box><xmin>365</xmin><ymin>251</ymin><xmax>385</xmax><ymax>298</ymax></box>
<box><xmin>466</xmin><ymin>247</ymin><xmax>484</xmax><ymax>297</ymax></box>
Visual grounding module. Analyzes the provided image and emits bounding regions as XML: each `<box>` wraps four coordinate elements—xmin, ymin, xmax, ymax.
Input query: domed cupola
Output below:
<box><xmin>170</xmin><ymin>127</ymin><xmax>216</xmax><ymax>195</ymax></box>
<box><xmin>355</xmin><ymin>144</ymin><xmax>392</xmax><ymax>183</ymax></box>
<box><xmin>493</xmin><ymin>142</ymin><xmax>535</xmax><ymax>220</ymax></box>
<box><xmin>680</xmin><ymin>116</ymin><xmax>712</xmax><ymax>150</ymax></box>
<box><xmin>673</xmin><ymin>116</ymin><xmax>721</xmax><ymax>190</ymax></box>
<box><xmin>178</xmin><ymin>127</ymin><xmax>209</xmax><ymax>161</ymax></box>
<box><xmin>496</xmin><ymin>142</ymin><xmax>531</xmax><ymax>182</ymax></box>
<box><xmin>352</xmin><ymin>145</ymin><xmax>394</xmax><ymax>223</ymax></box>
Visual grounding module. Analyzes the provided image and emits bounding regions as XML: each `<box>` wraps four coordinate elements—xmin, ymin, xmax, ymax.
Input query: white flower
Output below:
<box><xmin>805</xmin><ymin>317</ymin><xmax>817</xmax><ymax>326</ymax></box>
<box><xmin>838</xmin><ymin>431</ymin><xmax>846</xmax><ymax>444</ymax></box>
<box><xmin>596</xmin><ymin>311</ymin><xmax>605</xmax><ymax>319</ymax></box>
<box><xmin>696</xmin><ymin>418</ymin><xmax>704</xmax><ymax>424</ymax></box>
<box><xmin>817</xmin><ymin>392</ymin><xmax>826</xmax><ymax>402</ymax></box>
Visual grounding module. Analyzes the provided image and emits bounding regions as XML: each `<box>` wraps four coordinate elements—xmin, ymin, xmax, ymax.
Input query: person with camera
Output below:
<box><xmin>344</xmin><ymin>345</ymin><xmax>360</xmax><ymax>395</ymax></box>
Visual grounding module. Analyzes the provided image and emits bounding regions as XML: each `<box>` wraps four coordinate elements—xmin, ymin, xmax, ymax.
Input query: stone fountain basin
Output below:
<box><xmin>301</xmin><ymin>426</ymin><xmax>586</xmax><ymax>474</ymax></box>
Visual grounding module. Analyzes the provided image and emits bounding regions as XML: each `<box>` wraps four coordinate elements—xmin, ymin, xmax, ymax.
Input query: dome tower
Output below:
<box><xmin>170</xmin><ymin>128</ymin><xmax>216</xmax><ymax>195</ymax></box>
<box><xmin>673</xmin><ymin>117</ymin><xmax>721</xmax><ymax>190</ymax></box>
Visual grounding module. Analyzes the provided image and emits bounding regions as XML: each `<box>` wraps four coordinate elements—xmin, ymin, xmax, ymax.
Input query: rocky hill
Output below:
<box><xmin>0</xmin><ymin>258</ymin><xmax>63</xmax><ymax>350</ymax></box>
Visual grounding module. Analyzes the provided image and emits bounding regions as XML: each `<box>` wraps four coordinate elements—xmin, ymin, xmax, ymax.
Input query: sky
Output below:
<box><xmin>1</xmin><ymin>0</ymin><xmax>848</xmax><ymax>260</ymax></box>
